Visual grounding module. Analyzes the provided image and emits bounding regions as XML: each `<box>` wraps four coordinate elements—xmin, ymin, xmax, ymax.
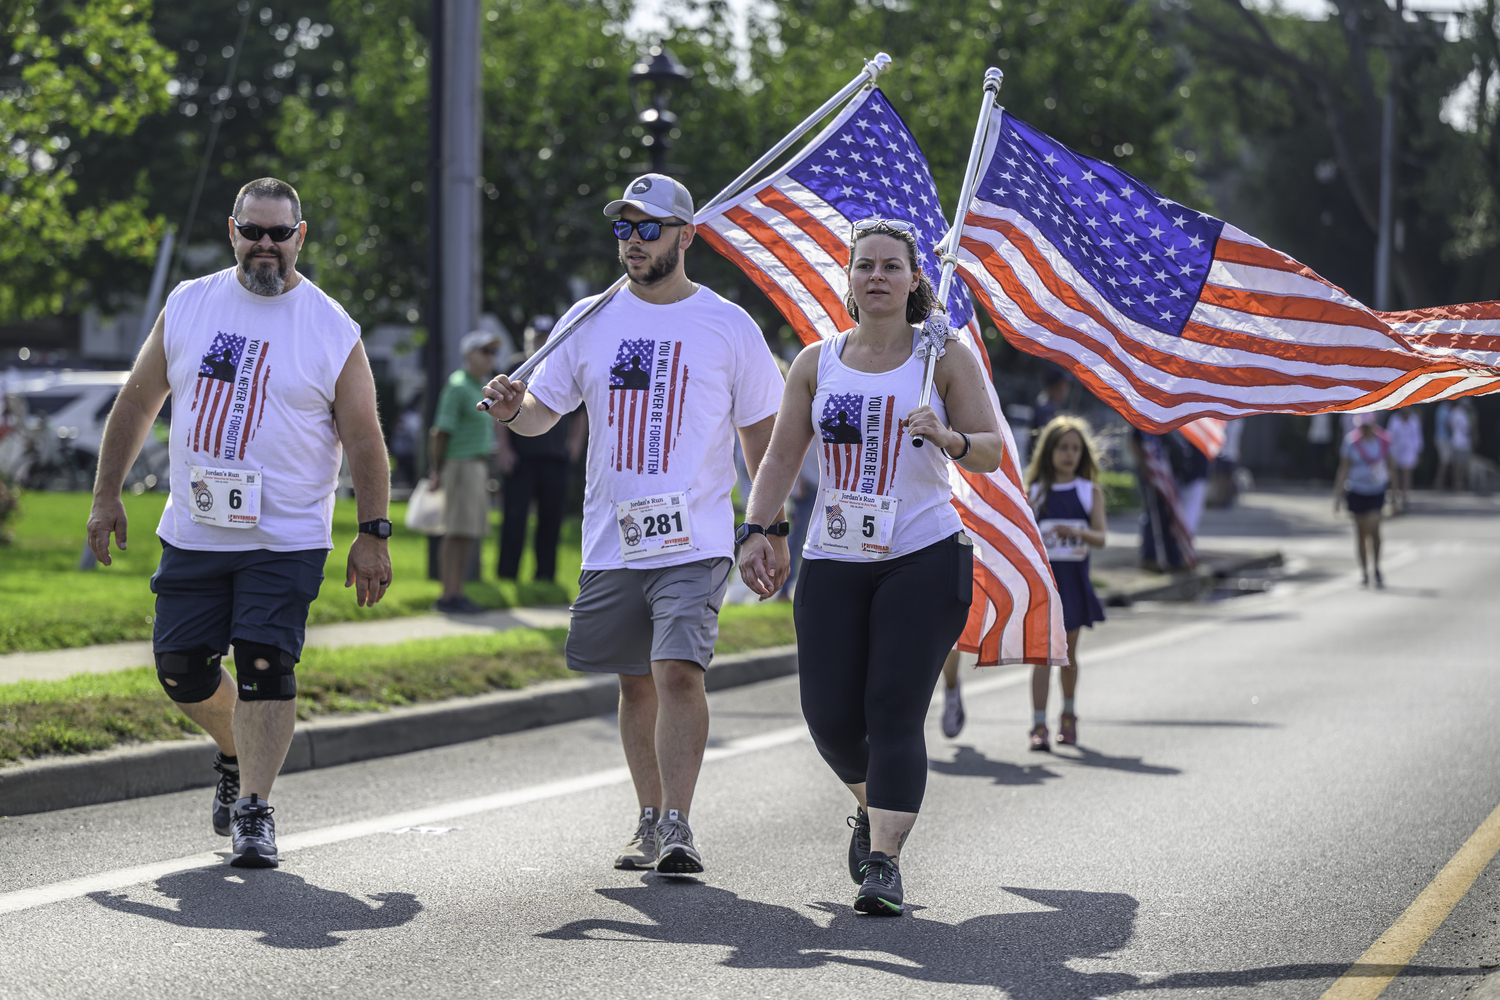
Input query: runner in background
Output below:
<box><xmin>1385</xmin><ymin>406</ymin><xmax>1423</xmax><ymax>514</ymax></box>
<box><xmin>737</xmin><ymin>219</ymin><xmax>1003</xmax><ymax>917</ymax></box>
<box><xmin>1025</xmin><ymin>416</ymin><xmax>1107</xmax><ymax>751</ymax></box>
<box><xmin>1333</xmin><ymin>413</ymin><xmax>1394</xmax><ymax>588</ymax></box>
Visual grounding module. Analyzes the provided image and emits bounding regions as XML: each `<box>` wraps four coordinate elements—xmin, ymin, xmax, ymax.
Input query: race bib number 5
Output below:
<box><xmin>819</xmin><ymin>488</ymin><xmax>900</xmax><ymax>560</ymax></box>
<box><xmin>188</xmin><ymin>466</ymin><xmax>261</xmax><ymax>530</ymax></box>
<box><xmin>616</xmin><ymin>492</ymin><xmax>694</xmax><ymax>563</ymax></box>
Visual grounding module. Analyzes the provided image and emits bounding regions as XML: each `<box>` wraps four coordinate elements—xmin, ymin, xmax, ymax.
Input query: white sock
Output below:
<box><xmin>1033</xmin><ymin>710</ymin><xmax>1046</xmax><ymax>725</ymax></box>
<box><xmin>1063</xmin><ymin>698</ymin><xmax>1076</xmax><ymax>715</ymax></box>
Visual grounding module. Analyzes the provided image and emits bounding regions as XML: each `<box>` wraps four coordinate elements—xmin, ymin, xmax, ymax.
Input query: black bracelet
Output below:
<box><xmin>499</xmin><ymin>405</ymin><xmax>522</xmax><ymax>425</ymax></box>
<box><xmin>943</xmin><ymin>431</ymin><xmax>971</xmax><ymax>462</ymax></box>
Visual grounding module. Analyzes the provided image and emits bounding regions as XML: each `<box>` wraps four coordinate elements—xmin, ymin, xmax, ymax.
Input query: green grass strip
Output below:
<box><xmin>0</xmin><ymin>603</ymin><xmax>797</xmax><ymax>765</ymax></box>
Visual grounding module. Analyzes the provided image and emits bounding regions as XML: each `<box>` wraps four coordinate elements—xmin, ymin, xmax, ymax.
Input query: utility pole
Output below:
<box><xmin>441</xmin><ymin>0</ymin><xmax>482</xmax><ymax>378</ymax></box>
<box><xmin>1374</xmin><ymin>0</ymin><xmax>1403</xmax><ymax>311</ymax></box>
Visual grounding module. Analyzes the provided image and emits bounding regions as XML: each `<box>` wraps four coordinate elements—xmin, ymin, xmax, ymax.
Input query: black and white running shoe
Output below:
<box><xmin>846</xmin><ymin>808</ymin><xmax>871</xmax><ymax>883</ymax></box>
<box><xmin>211</xmin><ymin>753</ymin><xmax>239</xmax><ymax>837</ymax></box>
<box><xmin>653</xmin><ymin>809</ymin><xmax>703</xmax><ymax>875</ymax></box>
<box><xmin>854</xmin><ymin>852</ymin><xmax>904</xmax><ymax>916</ymax></box>
<box><xmin>229</xmin><ymin>794</ymin><xmax>278</xmax><ymax>869</ymax></box>
<box><xmin>614</xmin><ymin>807</ymin><xmax>659</xmax><ymax>870</ymax></box>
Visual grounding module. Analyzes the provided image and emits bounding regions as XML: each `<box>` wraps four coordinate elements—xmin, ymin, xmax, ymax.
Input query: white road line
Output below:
<box><xmin>0</xmin><ymin>725</ymin><xmax>811</xmax><ymax>916</ymax></box>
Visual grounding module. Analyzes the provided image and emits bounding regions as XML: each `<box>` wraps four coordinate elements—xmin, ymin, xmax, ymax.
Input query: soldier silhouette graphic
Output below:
<box><xmin>610</xmin><ymin>355</ymin><xmax>651</xmax><ymax>391</ymax></box>
<box><xmin>820</xmin><ymin>410</ymin><xmax>862</xmax><ymax>444</ymax></box>
<box><xmin>201</xmin><ymin>348</ymin><xmax>238</xmax><ymax>382</ymax></box>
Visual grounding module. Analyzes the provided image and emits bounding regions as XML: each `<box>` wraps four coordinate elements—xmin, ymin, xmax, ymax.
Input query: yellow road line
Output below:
<box><xmin>1320</xmin><ymin>798</ymin><xmax>1500</xmax><ymax>1000</ymax></box>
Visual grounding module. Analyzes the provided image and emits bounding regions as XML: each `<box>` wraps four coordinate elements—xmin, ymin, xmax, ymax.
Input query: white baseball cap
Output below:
<box><xmin>604</xmin><ymin>173</ymin><xmax>694</xmax><ymax>222</ymax></box>
<box><xmin>459</xmin><ymin>330</ymin><xmax>500</xmax><ymax>355</ymax></box>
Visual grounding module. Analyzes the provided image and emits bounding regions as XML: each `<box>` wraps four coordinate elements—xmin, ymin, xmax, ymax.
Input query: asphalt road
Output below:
<box><xmin>3</xmin><ymin>489</ymin><xmax>1499</xmax><ymax>1000</ymax></box>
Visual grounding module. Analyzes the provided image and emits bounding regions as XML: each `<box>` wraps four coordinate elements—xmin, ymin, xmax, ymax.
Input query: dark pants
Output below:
<box><xmin>793</xmin><ymin>533</ymin><xmax>973</xmax><ymax>813</ymax></box>
<box><xmin>498</xmin><ymin>456</ymin><xmax>569</xmax><ymax>581</ymax></box>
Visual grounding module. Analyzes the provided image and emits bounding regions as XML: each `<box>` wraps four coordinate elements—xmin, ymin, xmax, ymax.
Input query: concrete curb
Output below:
<box><xmin>1102</xmin><ymin>551</ymin><xmax>1283</xmax><ymax>606</ymax></box>
<box><xmin>0</xmin><ymin>646</ymin><xmax>798</xmax><ymax>817</ymax></box>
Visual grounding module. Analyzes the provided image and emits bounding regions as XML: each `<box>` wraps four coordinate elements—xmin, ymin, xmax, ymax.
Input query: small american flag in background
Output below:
<box><xmin>696</xmin><ymin>88</ymin><xmax>1067</xmax><ymax>668</ymax></box>
<box><xmin>954</xmin><ymin>109</ymin><xmax>1500</xmax><ymax>433</ymax></box>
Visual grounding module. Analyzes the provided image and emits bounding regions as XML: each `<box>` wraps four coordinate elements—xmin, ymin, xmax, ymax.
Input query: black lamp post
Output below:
<box><xmin>629</xmin><ymin>45</ymin><xmax>690</xmax><ymax>174</ymax></box>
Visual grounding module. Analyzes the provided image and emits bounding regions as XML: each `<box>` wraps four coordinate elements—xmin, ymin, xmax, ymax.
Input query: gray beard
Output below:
<box><xmin>241</xmin><ymin>252</ymin><xmax>287</xmax><ymax>296</ymax></box>
<box><xmin>620</xmin><ymin>240</ymin><xmax>679</xmax><ymax>287</ymax></box>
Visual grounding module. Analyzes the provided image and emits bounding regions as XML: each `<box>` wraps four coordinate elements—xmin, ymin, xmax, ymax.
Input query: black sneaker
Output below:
<box><xmin>434</xmin><ymin>594</ymin><xmax>487</xmax><ymax>615</ymax></box>
<box><xmin>654</xmin><ymin>809</ymin><xmax>704</xmax><ymax>875</ymax></box>
<box><xmin>846</xmin><ymin>809</ymin><xmax>871</xmax><ymax>883</ymax></box>
<box><xmin>854</xmin><ymin>851</ymin><xmax>904</xmax><ymax>916</ymax></box>
<box><xmin>211</xmin><ymin>753</ymin><xmax>239</xmax><ymax>837</ymax></box>
<box><xmin>229</xmin><ymin>794</ymin><xmax>278</xmax><ymax>869</ymax></box>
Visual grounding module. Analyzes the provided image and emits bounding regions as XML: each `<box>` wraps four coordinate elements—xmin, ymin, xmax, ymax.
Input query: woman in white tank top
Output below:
<box><xmin>736</xmin><ymin>220</ymin><xmax>1005</xmax><ymax>916</ymax></box>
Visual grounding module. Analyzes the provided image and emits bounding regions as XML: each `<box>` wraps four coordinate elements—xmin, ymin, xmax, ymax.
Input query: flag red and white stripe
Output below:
<box><xmin>695</xmin><ymin>89</ymin><xmax>1067</xmax><ymax>668</ymax></box>
<box><xmin>1178</xmin><ymin>416</ymin><xmax>1226</xmax><ymax>460</ymax></box>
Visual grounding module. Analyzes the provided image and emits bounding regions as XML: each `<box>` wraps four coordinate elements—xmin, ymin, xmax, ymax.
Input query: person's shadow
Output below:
<box><xmin>88</xmin><ymin>868</ymin><xmax>421</xmax><ymax>949</ymax></box>
<box><xmin>928</xmin><ymin>745</ymin><xmax>1181</xmax><ymax>784</ymax></box>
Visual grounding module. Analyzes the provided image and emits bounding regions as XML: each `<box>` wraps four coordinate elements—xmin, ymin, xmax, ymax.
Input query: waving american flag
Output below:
<box><xmin>953</xmin><ymin>110</ymin><xmax>1500</xmax><ymax>433</ymax></box>
<box><xmin>696</xmin><ymin>88</ymin><xmax>1067</xmax><ymax>668</ymax></box>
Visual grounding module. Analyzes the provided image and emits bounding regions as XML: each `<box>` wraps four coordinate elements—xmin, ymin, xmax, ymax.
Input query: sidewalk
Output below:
<box><xmin>0</xmin><ymin>606</ymin><xmax>573</xmax><ymax>686</ymax></box>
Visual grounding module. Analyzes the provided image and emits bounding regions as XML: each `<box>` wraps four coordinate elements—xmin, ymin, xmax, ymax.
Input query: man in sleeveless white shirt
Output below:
<box><xmin>481</xmin><ymin>174</ymin><xmax>788</xmax><ymax>875</ymax></box>
<box><xmin>87</xmin><ymin>177</ymin><xmax>392</xmax><ymax>868</ymax></box>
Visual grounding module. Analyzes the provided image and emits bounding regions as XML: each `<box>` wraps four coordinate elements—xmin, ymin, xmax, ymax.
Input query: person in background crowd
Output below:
<box><xmin>1132</xmin><ymin>429</ymin><xmax>1188</xmax><ymax>572</ymax></box>
<box><xmin>496</xmin><ymin>316</ymin><xmax>585</xmax><ymax>583</ymax></box>
<box><xmin>1385</xmin><ymin>406</ymin><xmax>1423</xmax><ymax>513</ymax></box>
<box><xmin>1433</xmin><ymin>400</ymin><xmax>1453</xmax><ymax>491</ymax></box>
<box><xmin>1174</xmin><ymin>429</ymin><xmax>1210</xmax><ymax>537</ymax></box>
<box><xmin>430</xmin><ymin>329</ymin><xmax>500</xmax><ymax>614</ymax></box>
<box><xmin>1449</xmin><ymin>401</ymin><xmax>1474</xmax><ymax>493</ymax></box>
<box><xmin>1334</xmin><ymin>413</ymin><xmax>1394</xmax><ymax>588</ymax></box>
<box><xmin>1025</xmin><ymin>416</ymin><xmax>1107</xmax><ymax>751</ymax></box>
<box><xmin>390</xmin><ymin>403</ymin><xmax>422</xmax><ymax>488</ymax></box>
<box><xmin>1033</xmin><ymin>367</ymin><xmax>1071</xmax><ymax>431</ymax></box>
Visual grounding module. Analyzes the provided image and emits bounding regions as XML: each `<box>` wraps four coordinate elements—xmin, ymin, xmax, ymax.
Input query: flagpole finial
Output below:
<box><xmin>866</xmin><ymin>52</ymin><xmax>892</xmax><ymax>80</ymax></box>
<box><xmin>984</xmin><ymin>67</ymin><xmax>1004</xmax><ymax>93</ymax></box>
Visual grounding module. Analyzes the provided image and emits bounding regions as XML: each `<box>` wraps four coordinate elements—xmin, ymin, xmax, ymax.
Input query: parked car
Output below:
<box><xmin>1</xmin><ymin>370</ymin><xmax>168</xmax><ymax>491</ymax></box>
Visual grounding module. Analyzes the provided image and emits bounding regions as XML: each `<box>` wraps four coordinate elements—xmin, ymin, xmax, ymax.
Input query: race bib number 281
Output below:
<box><xmin>615</xmin><ymin>492</ymin><xmax>694</xmax><ymax>562</ymax></box>
<box><xmin>188</xmin><ymin>466</ymin><xmax>261</xmax><ymax>529</ymax></box>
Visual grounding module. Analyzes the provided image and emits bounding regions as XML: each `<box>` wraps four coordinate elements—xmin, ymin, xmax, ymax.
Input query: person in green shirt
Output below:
<box><xmin>429</xmin><ymin>330</ymin><xmax>500</xmax><ymax>613</ymax></box>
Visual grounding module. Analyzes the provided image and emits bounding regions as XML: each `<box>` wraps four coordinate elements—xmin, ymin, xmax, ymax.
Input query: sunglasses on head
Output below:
<box><xmin>233</xmin><ymin>220</ymin><xmax>300</xmax><ymax>243</ymax></box>
<box><xmin>613</xmin><ymin>219</ymin><xmax>686</xmax><ymax>242</ymax></box>
<box><xmin>850</xmin><ymin>218</ymin><xmax>918</xmax><ymax>240</ymax></box>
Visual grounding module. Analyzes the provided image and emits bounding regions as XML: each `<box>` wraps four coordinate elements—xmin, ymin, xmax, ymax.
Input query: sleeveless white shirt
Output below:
<box><xmin>156</xmin><ymin>268</ymin><xmax>361</xmax><ymax>552</ymax></box>
<box><xmin>803</xmin><ymin>329</ymin><xmax>962</xmax><ymax>562</ymax></box>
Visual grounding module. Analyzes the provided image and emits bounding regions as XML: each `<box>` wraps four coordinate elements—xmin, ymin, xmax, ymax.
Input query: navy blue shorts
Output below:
<box><xmin>150</xmin><ymin>540</ymin><xmax>329</xmax><ymax>660</ymax></box>
<box><xmin>1345</xmin><ymin>489</ymin><xmax>1385</xmax><ymax>516</ymax></box>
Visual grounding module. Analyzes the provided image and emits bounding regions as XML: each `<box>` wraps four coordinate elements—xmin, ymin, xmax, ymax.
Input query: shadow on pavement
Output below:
<box><xmin>87</xmin><ymin>867</ymin><xmax>422</xmax><ymax>948</ymax></box>
<box><xmin>539</xmin><ymin>882</ymin><xmax>1484</xmax><ymax>996</ymax></box>
<box><xmin>927</xmin><ymin>745</ymin><xmax>1181</xmax><ymax>783</ymax></box>
<box><xmin>1089</xmin><ymin>719</ymin><xmax>1280</xmax><ymax>729</ymax></box>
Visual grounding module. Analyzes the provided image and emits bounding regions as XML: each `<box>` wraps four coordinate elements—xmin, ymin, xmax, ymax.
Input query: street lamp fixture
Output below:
<box><xmin>629</xmin><ymin>44</ymin><xmax>690</xmax><ymax>174</ymax></box>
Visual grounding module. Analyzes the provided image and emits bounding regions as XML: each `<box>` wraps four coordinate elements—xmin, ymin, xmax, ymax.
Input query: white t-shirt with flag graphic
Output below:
<box><xmin>157</xmin><ymin>268</ymin><xmax>361</xmax><ymax>552</ymax></box>
<box><xmin>527</xmin><ymin>285</ymin><xmax>784</xmax><ymax>571</ymax></box>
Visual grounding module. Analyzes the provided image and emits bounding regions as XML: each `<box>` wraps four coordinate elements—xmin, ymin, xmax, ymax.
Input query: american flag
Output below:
<box><xmin>189</xmin><ymin>331</ymin><xmax>271</xmax><ymax>460</ymax></box>
<box><xmin>1137</xmin><ymin>433</ymin><xmax>1197</xmax><ymax>569</ymax></box>
<box><xmin>1178</xmin><ymin>416</ymin><xmax>1227</xmax><ymax>460</ymax></box>
<box><xmin>607</xmin><ymin>337</ymin><xmax>688</xmax><ymax>474</ymax></box>
<box><xmin>696</xmin><ymin>88</ymin><xmax>1067</xmax><ymax>668</ymax></box>
<box><xmin>953</xmin><ymin>110</ymin><xmax>1500</xmax><ymax>433</ymax></box>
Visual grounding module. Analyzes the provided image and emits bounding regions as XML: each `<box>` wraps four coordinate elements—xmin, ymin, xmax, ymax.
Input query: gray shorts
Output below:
<box><xmin>564</xmin><ymin>557</ymin><xmax>733</xmax><ymax>675</ymax></box>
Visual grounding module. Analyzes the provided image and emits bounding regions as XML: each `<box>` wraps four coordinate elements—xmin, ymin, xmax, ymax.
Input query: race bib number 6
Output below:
<box><xmin>819</xmin><ymin>488</ymin><xmax>900</xmax><ymax>560</ymax></box>
<box><xmin>188</xmin><ymin>466</ymin><xmax>261</xmax><ymax>529</ymax></box>
<box><xmin>616</xmin><ymin>491</ymin><xmax>694</xmax><ymax>562</ymax></box>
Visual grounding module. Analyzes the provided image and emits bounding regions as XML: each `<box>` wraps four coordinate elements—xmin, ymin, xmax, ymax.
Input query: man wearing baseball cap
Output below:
<box><xmin>480</xmin><ymin>173</ymin><xmax>789</xmax><ymax>875</ymax></box>
<box><xmin>430</xmin><ymin>328</ymin><xmax>501</xmax><ymax>614</ymax></box>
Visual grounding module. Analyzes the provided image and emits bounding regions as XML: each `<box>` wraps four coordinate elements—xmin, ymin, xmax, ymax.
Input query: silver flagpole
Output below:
<box><xmin>695</xmin><ymin>52</ymin><xmax>892</xmax><ymax>220</ymax></box>
<box><xmin>913</xmin><ymin>66</ymin><xmax>1004</xmax><ymax>447</ymax></box>
<box><xmin>481</xmin><ymin>53</ymin><xmax>894</xmax><ymax>412</ymax></box>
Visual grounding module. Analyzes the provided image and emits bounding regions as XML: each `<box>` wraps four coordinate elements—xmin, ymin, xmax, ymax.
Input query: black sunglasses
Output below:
<box><xmin>233</xmin><ymin>220</ymin><xmax>300</xmax><ymax>243</ymax></box>
<box><xmin>613</xmin><ymin>219</ymin><xmax>686</xmax><ymax>242</ymax></box>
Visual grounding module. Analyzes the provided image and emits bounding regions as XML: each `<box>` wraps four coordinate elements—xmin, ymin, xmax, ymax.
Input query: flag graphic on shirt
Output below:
<box><xmin>694</xmin><ymin>85</ymin><xmax>1067</xmax><ymax>668</ymax></box>
<box><xmin>607</xmin><ymin>337</ymin><xmax>688</xmax><ymax>474</ymax></box>
<box><xmin>818</xmin><ymin>392</ymin><xmax>906</xmax><ymax>494</ymax></box>
<box><xmin>188</xmin><ymin>331</ymin><xmax>271</xmax><ymax>460</ymax></box>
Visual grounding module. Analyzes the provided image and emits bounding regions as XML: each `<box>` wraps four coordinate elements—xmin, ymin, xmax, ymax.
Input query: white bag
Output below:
<box><xmin>404</xmin><ymin>478</ymin><xmax>447</xmax><ymax>536</ymax></box>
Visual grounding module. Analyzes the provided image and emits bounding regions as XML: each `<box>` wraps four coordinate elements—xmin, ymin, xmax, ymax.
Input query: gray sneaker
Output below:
<box><xmin>654</xmin><ymin>809</ymin><xmax>704</xmax><ymax>875</ymax></box>
<box><xmin>614</xmin><ymin>807</ymin><xmax>658</xmax><ymax>870</ymax></box>
<box><xmin>229</xmin><ymin>794</ymin><xmax>278</xmax><ymax>869</ymax></box>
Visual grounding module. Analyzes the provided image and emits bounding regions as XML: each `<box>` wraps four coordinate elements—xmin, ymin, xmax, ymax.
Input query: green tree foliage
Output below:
<box><xmin>0</xmin><ymin>0</ymin><xmax>175</xmax><ymax>320</ymax></box>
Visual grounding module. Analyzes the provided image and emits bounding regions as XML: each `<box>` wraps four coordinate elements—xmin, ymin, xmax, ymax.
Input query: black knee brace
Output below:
<box><xmin>155</xmin><ymin>647</ymin><xmax>225</xmax><ymax>704</ymax></box>
<box><xmin>233</xmin><ymin>641</ymin><xmax>298</xmax><ymax>701</ymax></box>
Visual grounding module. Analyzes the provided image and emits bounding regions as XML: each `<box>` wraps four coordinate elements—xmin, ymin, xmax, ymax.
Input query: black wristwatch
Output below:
<box><xmin>735</xmin><ymin>520</ymin><xmax>791</xmax><ymax>545</ymax></box>
<box><xmin>358</xmin><ymin>518</ymin><xmax>393</xmax><ymax>539</ymax></box>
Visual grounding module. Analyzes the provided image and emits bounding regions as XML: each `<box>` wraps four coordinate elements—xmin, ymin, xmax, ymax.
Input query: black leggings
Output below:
<box><xmin>793</xmin><ymin>533</ymin><xmax>973</xmax><ymax>813</ymax></box>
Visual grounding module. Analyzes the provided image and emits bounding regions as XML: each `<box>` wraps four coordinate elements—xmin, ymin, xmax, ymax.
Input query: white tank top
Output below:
<box><xmin>803</xmin><ymin>328</ymin><xmax>962</xmax><ymax>561</ymax></box>
<box><xmin>157</xmin><ymin>268</ymin><xmax>361</xmax><ymax>552</ymax></box>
